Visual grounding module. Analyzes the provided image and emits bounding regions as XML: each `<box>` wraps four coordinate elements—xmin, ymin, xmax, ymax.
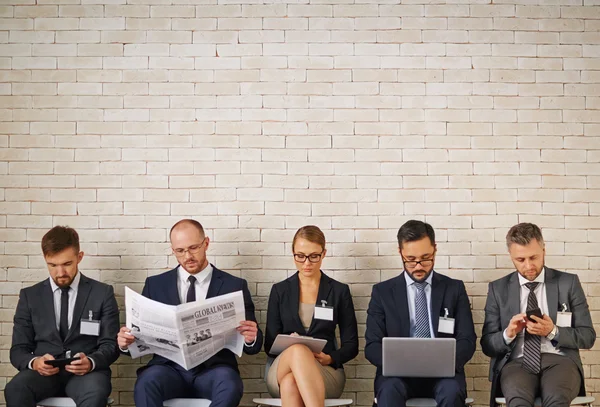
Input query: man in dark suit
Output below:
<box><xmin>481</xmin><ymin>223</ymin><xmax>596</xmax><ymax>407</ymax></box>
<box><xmin>365</xmin><ymin>220</ymin><xmax>476</xmax><ymax>407</ymax></box>
<box><xmin>5</xmin><ymin>226</ymin><xmax>120</xmax><ymax>407</ymax></box>
<box><xmin>118</xmin><ymin>219</ymin><xmax>263</xmax><ymax>407</ymax></box>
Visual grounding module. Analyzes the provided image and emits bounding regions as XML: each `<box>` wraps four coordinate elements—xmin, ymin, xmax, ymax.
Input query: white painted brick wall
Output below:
<box><xmin>1</xmin><ymin>0</ymin><xmax>600</xmax><ymax>406</ymax></box>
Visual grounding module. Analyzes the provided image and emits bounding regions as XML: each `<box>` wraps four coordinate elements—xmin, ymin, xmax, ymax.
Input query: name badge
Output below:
<box><xmin>557</xmin><ymin>303</ymin><xmax>572</xmax><ymax>327</ymax></box>
<box><xmin>438</xmin><ymin>308</ymin><xmax>455</xmax><ymax>334</ymax></box>
<box><xmin>80</xmin><ymin>311</ymin><xmax>101</xmax><ymax>336</ymax></box>
<box><xmin>314</xmin><ymin>300</ymin><xmax>334</xmax><ymax>321</ymax></box>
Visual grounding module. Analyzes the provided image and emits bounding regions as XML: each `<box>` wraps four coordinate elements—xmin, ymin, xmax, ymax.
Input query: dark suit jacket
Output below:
<box><xmin>10</xmin><ymin>273</ymin><xmax>120</xmax><ymax>372</ymax></box>
<box><xmin>481</xmin><ymin>268</ymin><xmax>596</xmax><ymax>407</ymax></box>
<box><xmin>140</xmin><ymin>265</ymin><xmax>263</xmax><ymax>373</ymax></box>
<box><xmin>264</xmin><ymin>271</ymin><xmax>359</xmax><ymax>369</ymax></box>
<box><xmin>365</xmin><ymin>271</ymin><xmax>477</xmax><ymax>384</ymax></box>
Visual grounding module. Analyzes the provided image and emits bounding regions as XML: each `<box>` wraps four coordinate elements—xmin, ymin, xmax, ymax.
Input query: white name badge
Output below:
<box><xmin>314</xmin><ymin>306</ymin><xmax>334</xmax><ymax>321</ymax></box>
<box><xmin>556</xmin><ymin>312</ymin><xmax>572</xmax><ymax>327</ymax></box>
<box><xmin>438</xmin><ymin>317</ymin><xmax>455</xmax><ymax>334</ymax></box>
<box><xmin>80</xmin><ymin>311</ymin><xmax>100</xmax><ymax>336</ymax></box>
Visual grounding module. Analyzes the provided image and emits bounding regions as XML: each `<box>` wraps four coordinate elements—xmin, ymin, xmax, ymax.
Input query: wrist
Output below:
<box><xmin>546</xmin><ymin>324</ymin><xmax>558</xmax><ymax>340</ymax></box>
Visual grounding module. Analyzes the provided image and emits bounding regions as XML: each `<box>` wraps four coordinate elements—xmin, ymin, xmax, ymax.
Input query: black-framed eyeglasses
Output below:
<box><xmin>294</xmin><ymin>252</ymin><xmax>323</xmax><ymax>263</ymax></box>
<box><xmin>173</xmin><ymin>238</ymin><xmax>206</xmax><ymax>257</ymax></box>
<box><xmin>401</xmin><ymin>251</ymin><xmax>435</xmax><ymax>269</ymax></box>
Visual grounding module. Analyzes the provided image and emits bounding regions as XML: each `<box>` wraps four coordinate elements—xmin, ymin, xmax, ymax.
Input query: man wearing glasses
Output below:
<box><xmin>117</xmin><ymin>219</ymin><xmax>263</xmax><ymax>407</ymax></box>
<box><xmin>365</xmin><ymin>220</ymin><xmax>476</xmax><ymax>407</ymax></box>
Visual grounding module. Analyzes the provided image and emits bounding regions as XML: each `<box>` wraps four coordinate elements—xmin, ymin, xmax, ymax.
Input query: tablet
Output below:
<box><xmin>44</xmin><ymin>357</ymin><xmax>80</xmax><ymax>368</ymax></box>
<box><xmin>270</xmin><ymin>334</ymin><xmax>327</xmax><ymax>355</ymax></box>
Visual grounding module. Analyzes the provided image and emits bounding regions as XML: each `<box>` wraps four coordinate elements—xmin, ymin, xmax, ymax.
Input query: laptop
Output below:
<box><xmin>382</xmin><ymin>337</ymin><xmax>456</xmax><ymax>378</ymax></box>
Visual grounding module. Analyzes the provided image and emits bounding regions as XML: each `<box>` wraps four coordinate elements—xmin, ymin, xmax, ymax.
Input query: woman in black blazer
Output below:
<box><xmin>264</xmin><ymin>225</ymin><xmax>359</xmax><ymax>406</ymax></box>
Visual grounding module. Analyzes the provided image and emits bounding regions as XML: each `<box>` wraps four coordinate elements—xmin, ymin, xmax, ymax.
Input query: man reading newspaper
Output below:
<box><xmin>118</xmin><ymin>219</ymin><xmax>263</xmax><ymax>407</ymax></box>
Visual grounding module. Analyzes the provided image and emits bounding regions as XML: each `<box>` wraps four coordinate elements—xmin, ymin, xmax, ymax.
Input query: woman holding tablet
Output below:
<box><xmin>264</xmin><ymin>225</ymin><xmax>359</xmax><ymax>407</ymax></box>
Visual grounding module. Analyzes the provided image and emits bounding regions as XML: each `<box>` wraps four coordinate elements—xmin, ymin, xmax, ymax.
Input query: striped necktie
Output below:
<box><xmin>522</xmin><ymin>282</ymin><xmax>541</xmax><ymax>374</ymax></box>
<box><xmin>414</xmin><ymin>282</ymin><xmax>431</xmax><ymax>338</ymax></box>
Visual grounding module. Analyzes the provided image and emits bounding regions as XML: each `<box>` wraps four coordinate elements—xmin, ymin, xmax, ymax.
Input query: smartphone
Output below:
<box><xmin>44</xmin><ymin>356</ymin><xmax>80</xmax><ymax>368</ymax></box>
<box><xmin>526</xmin><ymin>308</ymin><xmax>543</xmax><ymax>322</ymax></box>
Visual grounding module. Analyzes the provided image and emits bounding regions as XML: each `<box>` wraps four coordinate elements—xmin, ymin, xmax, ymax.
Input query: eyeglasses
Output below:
<box><xmin>294</xmin><ymin>252</ymin><xmax>323</xmax><ymax>263</ymax></box>
<box><xmin>173</xmin><ymin>239</ymin><xmax>206</xmax><ymax>257</ymax></box>
<box><xmin>401</xmin><ymin>251</ymin><xmax>435</xmax><ymax>269</ymax></box>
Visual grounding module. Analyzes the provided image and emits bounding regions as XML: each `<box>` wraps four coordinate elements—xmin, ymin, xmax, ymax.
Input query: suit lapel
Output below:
<box><xmin>289</xmin><ymin>273</ymin><xmax>305</xmax><ymax>330</ymax></box>
<box><xmin>166</xmin><ymin>268</ymin><xmax>181</xmax><ymax>305</ymax></box>
<box><xmin>308</xmin><ymin>272</ymin><xmax>333</xmax><ymax>333</ymax></box>
<box><xmin>431</xmin><ymin>272</ymin><xmax>445</xmax><ymax>335</ymax></box>
<box><xmin>42</xmin><ymin>279</ymin><xmax>60</xmax><ymax>340</ymax></box>
<box><xmin>394</xmin><ymin>273</ymin><xmax>411</xmax><ymax>337</ymax></box>
<box><xmin>206</xmin><ymin>266</ymin><xmax>223</xmax><ymax>299</ymax></box>
<box><xmin>545</xmin><ymin>267</ymin><xmax>558</xmax><ymax>322</ymax></box>
<box><xmin>508</xmin><ymin>272</ymin><xmax>521</xmax><ymax>320</ymax></box>
<box><xmin>66</xmin><ymin>274</ymin><xmax>91</xmax><ymax>342</ymax></box>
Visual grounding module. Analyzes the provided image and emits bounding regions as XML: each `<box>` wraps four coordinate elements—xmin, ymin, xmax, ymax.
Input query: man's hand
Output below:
<box><xmin>33</xmin><ymin>354</ymin><xmax>60</xmax><ymax>376</ymax></box>
<box><xmin>237</xmin><ymin>320</ymin><xmax>258</xmax><ymax>344</ymax></box>
<box><xmin>527</xmin><ymin>314</ymin><xmax>555</xmax><ymax>337</ymax></box>
<box><xmin>64</xmin><ymin>353</ymin><xmax>92</xmax><ymax>376</ymax></box>
<box><xmin>313</xmin><ymin>352</ymin><xmax>332</xmax><ymax>366</ymax></box>
<box><xmin>506</xmin><ymin>313</ymin><xmax>528</xmax><ymax>338</ymax></box>
<box><xmin>118</xmin><ymin>326</ymin><xmax>136</xmax><ymax>350</ymax></box>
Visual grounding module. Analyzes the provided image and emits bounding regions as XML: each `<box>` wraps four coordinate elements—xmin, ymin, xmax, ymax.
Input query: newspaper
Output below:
<box><xmin>124</xmin><ymin>287</ymin><xmax>246</xmax><ymax>370</ymax></box>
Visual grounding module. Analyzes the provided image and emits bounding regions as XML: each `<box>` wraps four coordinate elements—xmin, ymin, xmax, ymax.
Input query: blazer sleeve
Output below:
<box><xmin>242</xmin><ymin>279</ymin><xmax>263</xmax><ymax>355</ymax></box>
<box><xmin>364</xmin><ymin>284</ymin><xmax>386</xmax><ymax>368</ymax></box>
<box><xmin>87</xmin><ymin>284</ymin><xmax>120</xmax><ymax>370</ymax></box>
<box><xmin>454</xmin><ymin>281</ymin><xmax>477</xmax><ymax>371</ymax></box>
<box><xmin>481</xmin><ymin>282</ymin><xmax>513</xmax><ymax>357</ymax></box>
<box><xmin>328</xmin><ymin>284</ymin><xmax>359</xmax><ymax>369</ymax></box>
<box><xmin>264</xmin><ymin>284</ymin><xmax>282</xmax><ymax>358</ymax></box>
<box><xmin>10</xmin><ymin>288</ymin><xmax>36</xmax><ymax>371</ymax></box>
<box><xmin>555</xmin><ymin>274</ymin><xmax>596</xmax><ymax>350</ymax></box>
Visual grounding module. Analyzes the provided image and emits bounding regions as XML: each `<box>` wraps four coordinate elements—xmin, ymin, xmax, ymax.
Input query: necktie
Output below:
<box><xmin>522</xmin><ymin>282</ymin><xmax>541</xmax><ymax>374</ymax></box>
<box><xmin>59</xmin><ymin>287</ymin><xmax>70</xmax><ymax>341</ymax></box>
<box><xmin>186</xmin><ymin>275</ymin><xmax>197</xmax><ymax>303</ymax></box>
<box><xmin>414</xmin><ymin>282</ymin><xmax>431</xmax><ymax>338</ymax></box>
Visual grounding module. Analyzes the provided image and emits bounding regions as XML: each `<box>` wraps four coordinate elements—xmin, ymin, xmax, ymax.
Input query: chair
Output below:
<box><xmin>163</xmin><ymin>400</ymin><xmax>212</xmax><ymax>407</ymax></box>
<box><xmin>373</xmin><ymin>397</ymin><xmax>474</xmax><ymax>406</ymax></box>
<box><xmin>37</xmin><ymin>398</ymin><xmax>113</xmax><ymax>407</ymax></box>
<box><xmin>254</xmin><ymin>399</ymin><xmax>353</xmax><ymax>407</ymax></box>
<box><xmin>495</xmin><ymin>396</ymin><xmax>595</xmax><ymax>407</ymax></box>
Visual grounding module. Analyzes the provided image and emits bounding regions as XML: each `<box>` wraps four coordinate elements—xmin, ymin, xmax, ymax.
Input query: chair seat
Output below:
<box><xmin>495</xmin><ymin>396</ymin><xmax>595</xmax><ymax>407</ymax></box>
<box><xmin>253</xmin><ymin>398</ymin><xmax>353</xmax><ymax>407</ymax></box>
<box><xmin>163</xmin><ymin>399</ymin><xmax>212</xmax><ymax>407</ymax></box>
<box><xmin>374</xmin><ymin>397</ymin><xmax>474</xmax><ymax>406</ymax></box>
<box><xmin>37</xmin><ymin>397</ymin><xmax>114</xmax><ymax>407</ymax></box>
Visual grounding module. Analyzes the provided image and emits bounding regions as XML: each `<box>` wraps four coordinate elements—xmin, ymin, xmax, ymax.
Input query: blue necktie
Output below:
<box><xmin>414</xmin><ymin>282</ymin><xmax>431</xmax><ymax>338</ymax></box>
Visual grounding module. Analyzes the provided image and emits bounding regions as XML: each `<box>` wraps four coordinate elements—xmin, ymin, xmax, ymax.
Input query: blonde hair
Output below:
<box><xmin>292</xmin><ymin>225</ymin><xmax>326</xmax><ymax>252</ymax></box>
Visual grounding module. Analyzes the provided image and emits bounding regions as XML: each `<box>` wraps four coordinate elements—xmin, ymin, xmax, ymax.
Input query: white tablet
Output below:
<box><xmin>270</xmin><ymin>334</ymin><xmax>327</xmax><ymax>355</ymax></box>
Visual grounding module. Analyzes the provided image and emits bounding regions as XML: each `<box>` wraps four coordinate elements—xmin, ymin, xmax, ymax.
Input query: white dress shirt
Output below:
<box><xmin>177</xmin><ymin>263</ymin><xmax>213</xmax><ymax>304</ymax></box>
<box><xmin>503</xmin><ymin>268</ymin><xmax>562</xmax><ymax>359</ymax></box>
<box><xmin>405</xmin><ymin>271</ymin><xmax>435</xmax><ymax>338</ymax></box>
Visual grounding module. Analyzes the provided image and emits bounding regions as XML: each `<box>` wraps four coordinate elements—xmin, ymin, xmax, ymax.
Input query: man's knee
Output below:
<box><xmin>435</xmin><ymin>378</ymin><xmax>465</xmax><ymax>407</ymax></box>
<box><xmin>210</xmin><ymin>367</ymin><xmax>243</xmax><ymax>407</ymax></box>
<box><xmin>4</xmin><ymin>371</ymin><xmax>37</xmax><ymax>404</ymax></box>
<box><xmin>378</xmin><ymin>377</ymin><xmax>408</xmax><ymax>399</ymax></box>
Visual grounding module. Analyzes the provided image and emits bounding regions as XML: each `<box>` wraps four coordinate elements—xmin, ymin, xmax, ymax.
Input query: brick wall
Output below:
<box><xmin>1</xmin><ymin>0</ymin><xmax>599</xmax><ymax>405</ymax></box>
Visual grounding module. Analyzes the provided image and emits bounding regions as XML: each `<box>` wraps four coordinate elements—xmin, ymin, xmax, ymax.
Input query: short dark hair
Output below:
<box><xmin>397</xmin><ymin>220</ymin><xmax>435</xmax><ymax>248</ymax></box>
<box><xmin>506</xmin><ymin>223</ymin><xmax>544</xmax><ymax>249</ymax></box>
<box><xmin>41</xmin><ymin>226</ymin><xmax>80</xmax><ymax>256</ymax></box>
<box><xmin>170</xmin><ymin>219</ymin><xmax>205</xmax><ymax>240</ymax></box>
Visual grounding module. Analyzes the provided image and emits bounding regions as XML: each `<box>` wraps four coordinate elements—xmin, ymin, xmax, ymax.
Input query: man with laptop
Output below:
<box><xmin>481</xmin><ymin>223</ymin><xmax>595</xmax><ymax>407</ymax></box>
<box><xmin>365</xmin><ymin>220</ymin><xmax>476</xmax><ymax>407</ymax></box>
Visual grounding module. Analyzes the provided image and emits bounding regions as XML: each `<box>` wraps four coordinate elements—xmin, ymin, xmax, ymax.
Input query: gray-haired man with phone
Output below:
<box><xmin>481</xmin><ymin>223</ymin><xmax>596</xmax><ymax>407</ymax></box>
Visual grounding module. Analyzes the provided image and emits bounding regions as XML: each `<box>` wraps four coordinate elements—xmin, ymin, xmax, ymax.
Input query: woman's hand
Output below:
<box><xmin>313</xmin><ymin>352</ymin><xmax>332</xmax><ymax>366</ymax></box>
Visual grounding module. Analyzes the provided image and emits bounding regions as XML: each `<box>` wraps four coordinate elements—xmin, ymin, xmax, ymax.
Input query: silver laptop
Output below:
<box><xmin>382</xmin><ymin>337</ymin><xmax>456</xmax><ymax>378</ymax></box>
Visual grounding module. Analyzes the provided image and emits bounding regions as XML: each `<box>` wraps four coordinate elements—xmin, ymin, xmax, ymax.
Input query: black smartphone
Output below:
<box><xmin>44</xmin><ymin>356</ymin><xmax>80</xmax><ymax>368</ymax></box>
<box><xmin>526</xmin><ymin>308</ymin><xmax>543</xmax><ymax>322</ymax></box>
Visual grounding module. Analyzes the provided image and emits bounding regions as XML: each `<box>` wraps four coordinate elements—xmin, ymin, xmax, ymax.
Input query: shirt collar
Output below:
<box><xmin>178</xmin><ymin>263</ymin><xmax>213</xmax><ymax>286</ymax></box>
<box><xmin>404</xmin><ymin>270</ymin><xmax>434</xmax><ymax>287</ymax></box>
<box><xmin>518</xmin><ymin>267</ymin><xmax>546</xmax><ymax>286</ymax></box>
<box><xmin>49</xmin><ymin>271</ymin><xmax>81</xmax><ymax>294</ymax></box>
